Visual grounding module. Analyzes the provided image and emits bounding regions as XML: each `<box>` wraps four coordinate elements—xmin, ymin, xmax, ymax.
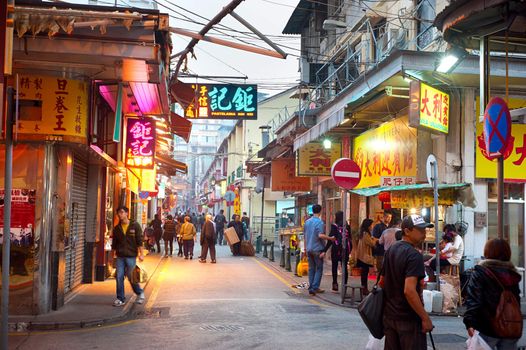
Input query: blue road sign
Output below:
<box><xmin>483</xmin><ymin>97</ymin><xmax>512</xmax><ymax>159</ymax></box>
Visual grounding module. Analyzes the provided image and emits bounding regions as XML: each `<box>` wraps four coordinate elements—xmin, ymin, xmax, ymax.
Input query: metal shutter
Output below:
<box><xmin>64</xmin><ymin>156</ymin><xmax>88</xmax><ymax>294</ymax></box>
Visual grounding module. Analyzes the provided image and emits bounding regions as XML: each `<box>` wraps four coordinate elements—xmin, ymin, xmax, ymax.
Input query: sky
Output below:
<box><xmin>159</xmin><ymin>0</ymin><xmax>302</xmax><ymax>97</ymax></box>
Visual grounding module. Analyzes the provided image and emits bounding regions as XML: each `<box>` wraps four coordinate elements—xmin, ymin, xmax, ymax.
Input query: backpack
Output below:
<box><xmin>484</xmin><ymin>267</ymin><xmax>523</xmax><ymax>339</ymax></box>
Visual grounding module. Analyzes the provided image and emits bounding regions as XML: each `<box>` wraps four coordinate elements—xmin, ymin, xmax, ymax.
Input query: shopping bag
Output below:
<box><xmin>130</xmin><ymin>264</ymin><xmax>148</xmax><ymax>284</ymax></box>
<box><xmin>466</xmin><ymin>331</ymin><xmax>492</xmax><ymax>350</ymax></box>
<box><xmin>358</xmin><ymin>285</ymin><xmax>384</xmax><ymax>339</ymax></box>
<box><xmin>365</xmin><ymin>333</ymin><xmax>383</xmax><ymax>350</ymax></box>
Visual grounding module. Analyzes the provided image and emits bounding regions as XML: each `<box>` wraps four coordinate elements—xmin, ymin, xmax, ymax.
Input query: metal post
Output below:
<box><xmin>285</xmin><ymin>247</ymin><xmax>291</xmax><ymax>271</ymax></box>
<box><xmin>340</xmin><ymin>190</ymin><xmax>348</xmax><ymax>303</ymax></box>
<box><xmin>1</xmin><ymin>87</ymin><xmax>14</xmax><ymax>348</ymax></box>
<box><xmin>259</xmin><ymin>187</ymin><xmax>265</xmax><ymax>243</ymax></box>
<box><xmin>432</xmin><ymin>160</ymin><xmax>440</xmax><ymax>291</ymax></box>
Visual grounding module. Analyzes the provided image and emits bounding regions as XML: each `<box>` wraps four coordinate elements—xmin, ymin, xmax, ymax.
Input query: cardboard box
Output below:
<box><xmin>224</xmin><ymin>227</ymin><xmax>240</xmax><ymax>246</ymax></box>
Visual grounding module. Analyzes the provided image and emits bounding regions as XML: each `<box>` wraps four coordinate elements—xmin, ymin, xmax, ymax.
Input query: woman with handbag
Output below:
<box><xmin>323</xmin><ymin>211</ymin><xmax>351</xmax><ymax>292</ymax></box>
<box><xmin>464</xmin><ymin>238</ymin><xmax>522</xmax><ymax>349</ymax></box>
<box><xmin>356</xmin><ymin>218</ymin><xmax>378</xmax><ymax>296</ymax></box>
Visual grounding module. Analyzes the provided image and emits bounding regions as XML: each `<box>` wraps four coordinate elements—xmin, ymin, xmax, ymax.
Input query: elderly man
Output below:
<box><xmin>199</xmin><ymin>214</ymin><xmax>217</xmax><ymax>263</ymax></box>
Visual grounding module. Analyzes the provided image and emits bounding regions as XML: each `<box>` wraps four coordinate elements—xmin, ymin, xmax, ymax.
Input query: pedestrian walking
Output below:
<box><xmin>303</xmin><ymin>204</ymin><xmax>335</xmax><ymax>296</ymax></box>
<box><xmin>162</xmin><ymin>215</ymin><xmax>176</xmax><ymax>257</ymax></box>
<box><xmin>379</xmin><ymin>217</ymin><xmax>402</xmax><ymax>252</ymax></box>
<box><xmin>463</xmin><ymin>238</ymin><xmax>522</xmax><ymax>349</ymax></box>
<box><xmin>152</xmin><ymin>214</ymin><xmax>163</xmax><ymax>254</ymax></box>
<box><xmin>197</xmin><ymin>213</ymin><xmax>205</xmax><ymax>233</ymax></box>
<box><xmin>382</xmin><ymin>214</ymin><xmax>434</xmax><ymax>350</ymax></box>
<box><xmin>356</xmin><ymin>218</ymin><xmax>378</xmax><ymax>295</ymax></box>
<box><xmin>323</xmin><ymin>210</ymin><xmax>351</xmax><ymax>292</ymax></box>
<box><xmin>180</xmin><ymin>215</ymin><xmax>197</xmax><ymax>259</ymax></box>
<box><xmin>227</xmin><ymin>214</ymin><xmax>244</xmax><ymax>256</ymax></box>
<box><xmin>111</xmin><ymin>206</ymin><xmax>145</xmax><ymax>307</ymax></box>
<box><xmin>241</xmin><ymin>212</ymin><xmax>250</xmax><ymax>240</ymax></box>
<box><xmin>372</xmin><ymin>210</ymin><xmax>392</xmax><ymax>272</ymax></box>
<box><xmin>214</xmin><ymin>209</ymin><xmax>227</xmax><ymax>245</ymax></box>
<box><xmin>199</xmin><ymin>214</ymin><xmax>217</xmax><ymax>263</ymax></box>
<box><xmin>176</xmin><ymin>215</ymin><xmax>183</xmax><ymax>257</ymax></box>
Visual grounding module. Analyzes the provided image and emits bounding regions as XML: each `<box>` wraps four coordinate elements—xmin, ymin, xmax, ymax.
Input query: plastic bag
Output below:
<box><xmin>130</xmin><ymin>264</ymin><xmax>148</xmax><ymax>284</ymax></box>
<box><xmin>365</xmin><ymin>334</ymin><xmax>383</xmax><ymax>350</ymax></box>
<box><xmin>466</xmin><ymin>330</ymin><xmax>492</xmax><ymax>350</ymax></box>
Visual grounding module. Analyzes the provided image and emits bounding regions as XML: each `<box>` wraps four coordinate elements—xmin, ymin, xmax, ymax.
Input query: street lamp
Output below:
<box><xmin>435</xmin><ymin>46</ymin><xmax>468</xmax><ymax>73</ymax></box>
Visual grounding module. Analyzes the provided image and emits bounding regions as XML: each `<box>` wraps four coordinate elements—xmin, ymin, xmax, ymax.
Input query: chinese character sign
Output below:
<box><xmin>125</xmin><ymin>117</ymin><xmax>156</xmax><ymax>169</ymax></box>
<box><xmin>184</xmin><ymin>84</ymin><xmax>257</xmax><ymax>119</ymax></box>
<box><xmin>409</xmin><ymin>81</ymin><xmax>449</xmax><ymax>134</ymax></box>
<box><xmin>271</xmin><ymin>159</ymin><xmax>311</xmax><ymax>192</ymax></box>
<box><xmin>15</xmin><ymin>75</ymin><xmax>88</xmax><ymax>141</ymax></box>
<box><xmin>297</xmin><ymin>143</ymin><xmax>342</xmax><ymax>176</ymax></box>
<box><xmin>353</xmin><ymin>116</ymin><xmax>417</xmax><ymax>189</ymax></box>
<box><xmin>476</xmin><ymin>97</ymin><xmax>526</xmax><ymax>181</ymax></box>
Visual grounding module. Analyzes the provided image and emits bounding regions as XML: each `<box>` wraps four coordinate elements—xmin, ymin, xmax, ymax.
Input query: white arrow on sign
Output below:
<box><xmin>334</xmin><ymin>171</ymin><xmax>360</xmax><ymax>178</ymax></box>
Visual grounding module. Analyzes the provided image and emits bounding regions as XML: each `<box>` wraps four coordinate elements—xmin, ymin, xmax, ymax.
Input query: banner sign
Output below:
<box><xmin>15</xmin><ymin>75</ymin><xmax>88</xmax><ymax>142</ymax></box>
<box><xmin>380</xmin><ymin>176</ymin><xmax>416</xmax><ymax>187</ymax></box>
<box><xmin>353</xmin><ymin>116</ymin><xmax>417</xmax><ymax>189</ymax></box>
<box><xmin>184</xmin><ymin>84</ymin><xmax>257</xmax><ymax>120</ymax></box>
<box><xmin>476</xmin><ymin>97</ymin><xmax>526</xmax><ymax>181</ymax></box>
<box><xmin>409</xmin><ymin>81</ymin><xmax>450</xmax><ymax>134</ymax></box>
<box><xmin>297</xmin><ymin>142</ymin><xmax>342</xmax><ymax>176</ymax></box>
<box><xmin>390</xmin><ymin>188</ymin><xmax>457</xmax><ymax>208</ymax></box>
<box><xmin>125</xmin><ymin>117</ymin><xmax>156</xmax><ymax>169</ymax></box>
<box><xmin>271</xmin><ymin>158</ymin><xmax>311</xmax><ymax>192</ymax></box>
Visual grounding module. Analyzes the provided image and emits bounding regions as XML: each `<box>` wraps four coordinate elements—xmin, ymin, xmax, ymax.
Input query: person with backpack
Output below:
<box><xmin>199</xmin><ymin>214</ymin><xmax>217</xmax><ymax>263</ymax></box>
<box><xmin>463</xmin><ymin>238</ymin><xmax>523</xmax><ymax>349</ymax></box>
<box><xmin>322</xmin><ymin>211</ymin><xmax>351</xmax><ymax>292</ymax></box>
<box><xmin>214</xmin><ymin>209</ymin><xmax>227</xmax><ymax>245</ymax></box>
<box><xmin>162</xmin><ymin>215</ymin><xmax>176</xmax><ymax>257</ymax></box>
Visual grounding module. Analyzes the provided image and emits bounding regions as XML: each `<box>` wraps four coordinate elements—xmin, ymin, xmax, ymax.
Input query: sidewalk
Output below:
<box><xmin>8</xmin><ymin>252</ymin><xmax>164</xmax><ymax>332</ymax></box>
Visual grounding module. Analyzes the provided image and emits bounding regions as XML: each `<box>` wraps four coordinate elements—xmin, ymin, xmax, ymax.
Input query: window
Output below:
<box><xmin>416</xmin><ymin>0</ymin><xmax>436</xmax><ymax>49</ymax></box>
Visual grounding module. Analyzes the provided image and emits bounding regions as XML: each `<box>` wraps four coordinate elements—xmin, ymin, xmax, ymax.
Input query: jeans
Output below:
<box><xmin>383</xmin><ymin>316</ymin><xmax>427</xmax><ymax>350</ymax></box>
<box><xmin>164</xmin><ymin>238</ymin><xmax>173</xmax><ymax>256</ymax></box>
<box><xmin>480</xmin><ymin>334</ymin><xmax>519</xmax><ymax>350</ymax></box>
<box><xmin>307</xmin><ymin>251</ymin><xmax>324</xmax><ymax>293</ymax></box>
<box><xmin>183</xmin><ymin>239</ymin><xmax>194</xmax><ymax>258</ymax></box>
<box><xmin>115</xmin><ymin>257</ymin><xmax>143</xmax><ymax>302</ymax></box>
<box><xmin>217</xmin><ymin>228</ymin><xmax>224</xmax><ymax>245</ymax></box>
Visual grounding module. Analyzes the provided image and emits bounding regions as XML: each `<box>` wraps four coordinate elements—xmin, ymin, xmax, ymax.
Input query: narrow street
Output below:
<box><xmin>8</xmin><ymin>246</ymin><xmax>469</xmax><ymax>350</ymax></box>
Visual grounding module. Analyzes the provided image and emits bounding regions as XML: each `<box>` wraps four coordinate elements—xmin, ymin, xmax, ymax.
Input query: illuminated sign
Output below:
<box><xmin>184</xmin><ymin>84</ymin><xmax>257</xmax><ymax>119</ymax></box>
<box><xmin>125</xmin><ymin>117</ymin><xmax>156</xmax><ymax>169</ymax></box>
<box><xmin>297</xmin><ymin>142</ymin><xmax>342</xmax><ymax>176</ymax></box>
<box><xmin>409</xmin><ymin>81</ymin><xmax>450</xmax><ymax>134</ymax></box>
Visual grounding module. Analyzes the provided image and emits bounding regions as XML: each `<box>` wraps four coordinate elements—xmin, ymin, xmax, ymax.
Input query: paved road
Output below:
<box><xmin>9</xmin><ymin>246</ymin><xmax>468</xmax><ymax>350</ymax></box>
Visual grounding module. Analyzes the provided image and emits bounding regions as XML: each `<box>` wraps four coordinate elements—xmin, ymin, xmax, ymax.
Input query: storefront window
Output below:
<box><xmin>488</xmin><ymin>183</ymin><xmax>525</xmax><ymax>267</ymax></box>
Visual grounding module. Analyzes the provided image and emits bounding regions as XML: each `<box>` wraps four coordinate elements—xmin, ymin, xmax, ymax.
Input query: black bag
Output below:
<box><xmin>357</xmin><ymin>270</ymin><xmax>384</xmax><ymax>339</ymax></box>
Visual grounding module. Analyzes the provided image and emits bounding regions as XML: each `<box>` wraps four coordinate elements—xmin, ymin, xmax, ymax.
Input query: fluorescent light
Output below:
<box><xmin>340</xmin><ymin>118</ymin><xmax>350</xmax><ymax>125</ymax></box>
<box><xmin>323</xmin><ymin>139</ymin><xmax>332</xmax><ymax>149</ymax></box>
<box><xmin>436</xmin><ymin>54</ymin><xmax>459</xmax><ymax>73</ymax></box>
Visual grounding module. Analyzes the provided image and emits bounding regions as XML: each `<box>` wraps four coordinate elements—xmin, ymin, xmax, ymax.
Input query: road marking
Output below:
<box><xmin>334</xmin><ymin>170</ymin><xmax>360</xmax><ymax>178</ymax></box>
<box><xmin>8</xmin><ymin>319</ymin><xmax>139</xmax><ymax>336</ymax></box>
<box><xmin>145</xmin><ymin>260</ymin><xmax>169</xmax><ymax>310</ymax></box>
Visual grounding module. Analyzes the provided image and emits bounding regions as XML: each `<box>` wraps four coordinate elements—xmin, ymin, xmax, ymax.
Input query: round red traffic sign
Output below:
<box><xmin>331</xmin><ymin>158</ymin><xmax>361</xmax><ymax>190</ymax></box>
<box><xmin>483</xmin><ymin>97</ymin><xmax>512</xmax><ymax>159</ymax></box>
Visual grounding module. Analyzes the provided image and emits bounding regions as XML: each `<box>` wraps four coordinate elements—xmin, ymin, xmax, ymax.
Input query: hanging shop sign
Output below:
<box><xmin>297</xmin><ymin>142</ymin><xmax>342</xmax><ymax>176</ymax></box>
<box><xmin>184</xmin><ymin>83</ymin><xmax>257</xmax><ymax>120</ymax></box>
<box><xmin>409</xmin><ymin>81</ymin><xmax>450</xmax><ymax>134</ymax></box>
<box><xmin>125</xmin><ymin>117</ymin><xmax>156</xmax><ymax>169</ymax></box>
<box><xmin>271</xmin><ymin>158</ymin><xmax>311</xmax><ymax>192</ymax></box>
<box><xmin>233</xmin><ymin>187</ymin><xmax>241</xmax><ymax>215</ymax></box>
<box><xmin>476</xmin><ymin>97</ymin><xmax>526</xmax><ymax>181</ymax></box>
<box><xmin>14</xmin><ymin>74</ymin><xmax>88</xmax><ymax>142</ymax></box>
<box><xmin>390</xmin><ymin>188</ymin><xmax>457</xmax><ymax>208</ymax></box>
<box><xmin>353</xmin><ymin>116</ymin><xmax>417</xmax><ymax>189</ymax></box>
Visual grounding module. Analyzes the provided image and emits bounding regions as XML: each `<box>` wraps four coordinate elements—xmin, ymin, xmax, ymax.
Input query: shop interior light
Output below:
<box><xmin>422</xmin><ymin>208</ymin><xmax>428</xmax><ymax>216</ymax></box>
<box><xmin>436</xmin><ymin>46</ymin><xmax>467</xmax><ymax>73</ymax></box>
<box><xmin>410</xmin><ymin>208</ymin><xmax>417</xmax><ymax>214</ymax></box>
<box><xmin>323</xmin><ymin>139</ymin><xmax>332</xmax><ymax>149</ymax></box>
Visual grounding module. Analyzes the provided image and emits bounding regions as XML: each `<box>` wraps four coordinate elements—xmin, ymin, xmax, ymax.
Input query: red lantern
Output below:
<box><xmin>378</xmin><ymin>192</ymin><xmax>391</xmax><ymax>202</ymax></box>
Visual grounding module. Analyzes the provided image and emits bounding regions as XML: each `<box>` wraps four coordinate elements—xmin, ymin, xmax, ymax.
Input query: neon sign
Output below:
<box><xmin>184</xmin><ymin>84</ymin><xmax>257</xmax><ymax>120</ymax></box>
<box><xmin>125</xmin><ymin>117</ymin><xmax>156</xmax><ymax>169</ymax></box>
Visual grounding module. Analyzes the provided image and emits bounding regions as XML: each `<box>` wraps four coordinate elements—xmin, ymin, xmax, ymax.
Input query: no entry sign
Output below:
<box><xmin>483</xmin><ymin>97</ymin><xmax>512</xmax><ymax>159</ymax></box>
<box><xmin>331</xmin><ymin>158</ymin><xmax>361</xmax><ymax>190</ymax></box>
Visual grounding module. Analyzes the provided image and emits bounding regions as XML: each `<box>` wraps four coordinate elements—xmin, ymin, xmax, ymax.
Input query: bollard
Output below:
<box><xmin>269</xmin><ymin>242</ymin><xmax>275</xmax><ymax>262</ymax></box>
<box><xmin>294</xmin><ymin>249</ymin><xmax>301</xmax><ymax>276</ymax></box>
<box><xmin>285</xmin><ymin>247</ymin><xmax>291</xmax><ymax>271</ymax></box>
<box><xmin>263</xmin><ymin>239</ymin><xmax>268</xmax><ymax>258</ymax></box>
<box><xmin>256</xmin><ymin>235</ymin><xmax>262</xmax><ymax>254</ymax></box>
<box><xmin>279</xmin><ymin>244</ymin><xmax>285</xmax><ymax>267</ymax></box>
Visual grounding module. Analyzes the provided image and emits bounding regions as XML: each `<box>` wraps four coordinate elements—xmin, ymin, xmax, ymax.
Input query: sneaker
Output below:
<box><xmin>113</xmin><ymin>299</ymin><xmax>125</xmax><ymax>307</ymax></box>
<box><xmin>211</xmin><ymin>260</ymin><xmax>216</xmax><ymax>264</ymax></box>
<box><xmin>315</xmin><ymin>288</ymin><xmax>325</xmax><ymax>294</ymax></box>
<box><xmin>136</xmin><ymin>293</ymin><xmax>145</xmax><ymax>304</ymax></box>
<box><xmin>308</xmin><ymin>291</ymin><xmax>316</xmax><ymax>296</ymax></box>
<box><xmin>199</xmin><ymin>259</ymin><xmax>206</xmax><ymax>263</ymax></box>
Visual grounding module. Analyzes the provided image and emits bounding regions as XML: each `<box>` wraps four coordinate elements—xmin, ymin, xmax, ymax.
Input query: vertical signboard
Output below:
<box><xmin>125</xmin><ymin>117</ymin><xmax>156</xmax><ymax>169</ymax></box>
<box><xmin>297</xmin><ymin>142</ymin><xmax>342</xmax><ymax>176</ymax></box>
<box><xmin>409</xmin><ymin>80</ymin><xmax>450</xmax><ymax>134</ymax></box>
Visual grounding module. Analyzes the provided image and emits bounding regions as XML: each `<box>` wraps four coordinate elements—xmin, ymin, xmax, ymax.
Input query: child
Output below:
<box><xmin>425</xmin><ymin>232</ymin><xmax>454</xmax><ymax>266</ymax></box>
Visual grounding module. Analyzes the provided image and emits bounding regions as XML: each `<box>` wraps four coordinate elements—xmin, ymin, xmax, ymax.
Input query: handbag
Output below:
<box><xmin>358</xmin><ymin>268</ymin><xmax>384</xmax><ymax>339</ymax></box>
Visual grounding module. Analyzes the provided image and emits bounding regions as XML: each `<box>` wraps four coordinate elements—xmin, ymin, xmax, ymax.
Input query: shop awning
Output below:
<box><xmin>350</xmin><ymin>183</ymin><xmax>477</xmax><ymax>208</ymax></box>
<box><xmin>156</xmin><ymin>153</ymin><xmax>187</xmax><ymax>176</ymax></box>
<box><xmin>170</xmin><ymin>111</ymin><xmax>192</xmax><ymax>143</ymax></box>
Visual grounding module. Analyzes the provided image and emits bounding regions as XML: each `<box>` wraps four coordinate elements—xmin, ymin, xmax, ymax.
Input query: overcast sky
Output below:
<box><xmin>159</xmin><ymin>0</ymin><xmax>302</xmax><ymax>96</ymax></box>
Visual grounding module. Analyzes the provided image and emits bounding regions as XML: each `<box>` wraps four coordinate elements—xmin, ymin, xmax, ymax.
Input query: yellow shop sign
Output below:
<box><xmin>409</xmin><ymin>81</ymin><xmax>450</xmax><ymax>134</ymax></box>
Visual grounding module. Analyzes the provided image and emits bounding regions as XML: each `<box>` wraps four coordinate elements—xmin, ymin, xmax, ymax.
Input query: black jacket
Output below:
<box><xmin>463</xmin><ymin>259</ymin><xmax>521</xmax><ymax>338</ymax></box>
<box><xmin>201</xmin><ymin>221</ymin><xmax>216</xmax><ymax>244</ymax></box>
<box><xmin>112</xmin><ymin>221</ymin><xmax>143</xmax><ymax>258</ymax></box>
<box><xmin>324</xmin><ymin>223</ymin><xmax>351</xmax><ymax>258</ymax></box>
<box><xmin>228</xmin><ymin>221</ymin><xmax>244</xmax><ymax>240</ymax></box>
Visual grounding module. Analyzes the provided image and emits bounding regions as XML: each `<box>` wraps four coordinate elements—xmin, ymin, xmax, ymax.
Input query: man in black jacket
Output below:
<box><xmin>111</xmin><ymin>206</ymin><xmax>145</xmax><ymax>307</ymax></box>
<box><xmin>228</xmin><ymin>214</ymin><xmax>244</xmax><ymax>256</ymax></box>
<box><xmin>214</xmin><ymin>210</ymin><xmax>227</xmax><ymax>245</ymax></box>
<box><xmin>199</xmin><ymin>214</ymin><xmax>217</xmax><ymax>263</ymax></box>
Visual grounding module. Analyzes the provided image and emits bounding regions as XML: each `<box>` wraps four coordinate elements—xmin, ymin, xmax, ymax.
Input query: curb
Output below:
<box><xmin>8</xmin><ymin>255</ymin><xmax>165</xmax><ymax>333</ymax></box>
